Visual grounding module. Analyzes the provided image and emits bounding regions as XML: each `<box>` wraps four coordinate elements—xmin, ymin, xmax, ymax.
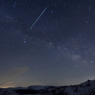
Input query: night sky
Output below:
<box><xmin>0</xmin><ymin>0</ymin><xmax>95</xmax><ymax>88</ymax></box>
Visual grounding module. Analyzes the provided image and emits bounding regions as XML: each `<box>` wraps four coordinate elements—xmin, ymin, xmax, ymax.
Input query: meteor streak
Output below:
<box><xmin>30</xmin><ymin>7</ymin><xmax>47</xmax><ymax>30</ymax></box>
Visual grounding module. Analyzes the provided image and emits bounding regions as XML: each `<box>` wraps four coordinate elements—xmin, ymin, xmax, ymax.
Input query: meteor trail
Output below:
<box><xmin>30</xmin><ymin>7</ymin><xmax>47</xmax><ymax>30</ymax></box>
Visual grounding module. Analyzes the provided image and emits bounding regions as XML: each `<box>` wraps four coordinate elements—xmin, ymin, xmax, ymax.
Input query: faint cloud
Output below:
<box><xmin>0</xmin><ymin>81</ymin><xmax>17</xmax><ymax>88</ymax></box>
<box><xmin>0</xmin><ymin>67</ymin><xmax>29</xmax><ymax>83</ymax></box>
<box><xmin>7</xmin><ymin>67</ymin><xmax>29</xmax><ymax>76</ymax></box>
<box><xmin>6</xmin><ymin>67</ymin><xmax>29</xmax><ymax>77</ymax></box>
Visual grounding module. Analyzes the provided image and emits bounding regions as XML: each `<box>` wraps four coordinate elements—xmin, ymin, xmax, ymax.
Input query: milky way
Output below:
<box><xmin>0</xmin><ymin>0</ymin><xmax>95</xmax><ymax>88</ymax></box>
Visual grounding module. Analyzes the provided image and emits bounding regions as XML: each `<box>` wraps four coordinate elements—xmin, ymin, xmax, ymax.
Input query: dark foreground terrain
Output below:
<box><xmin>0</xmin><ymin>79</ymin><xmax>95</xmax><ymax>95</ymax></box>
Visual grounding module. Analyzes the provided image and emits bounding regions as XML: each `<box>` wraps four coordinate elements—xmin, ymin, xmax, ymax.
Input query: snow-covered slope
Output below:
<box><xmin>0</xmin><ymin>79</ymin><xmax>95</xmax><ymax>95</ymax></box>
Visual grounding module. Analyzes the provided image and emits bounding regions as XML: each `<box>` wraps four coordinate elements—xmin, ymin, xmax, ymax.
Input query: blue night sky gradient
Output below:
<box><xmin>0</xmin><ymin>0</ymin><xmax>95</xmax><ymax>88</ymax></box>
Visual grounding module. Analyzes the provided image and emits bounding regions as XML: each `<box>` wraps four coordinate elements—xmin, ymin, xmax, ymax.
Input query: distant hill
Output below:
<box><xmin>0</xmin><ymin>79</ymin><xmax>95</xmax><ymax>95</ymax></box>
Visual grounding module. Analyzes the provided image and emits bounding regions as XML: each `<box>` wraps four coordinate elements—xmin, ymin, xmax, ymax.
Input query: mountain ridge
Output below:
<box><xmin>0</xmin><ymin>79</ymin><xmax>95</xmax><ymax>95</ymax></box>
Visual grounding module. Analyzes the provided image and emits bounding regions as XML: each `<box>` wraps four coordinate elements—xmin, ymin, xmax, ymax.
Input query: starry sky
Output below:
<box><xmin>0</xmin><ymin>0</ymin><xmax>95</xmax><ymax>88</ymax></box>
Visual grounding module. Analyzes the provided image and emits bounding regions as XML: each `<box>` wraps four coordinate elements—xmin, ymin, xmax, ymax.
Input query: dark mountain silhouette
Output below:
<box><xmin>0</xmin><ymin>79</ymin><xmax>95</xmax><ymax>95</ymax></box>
